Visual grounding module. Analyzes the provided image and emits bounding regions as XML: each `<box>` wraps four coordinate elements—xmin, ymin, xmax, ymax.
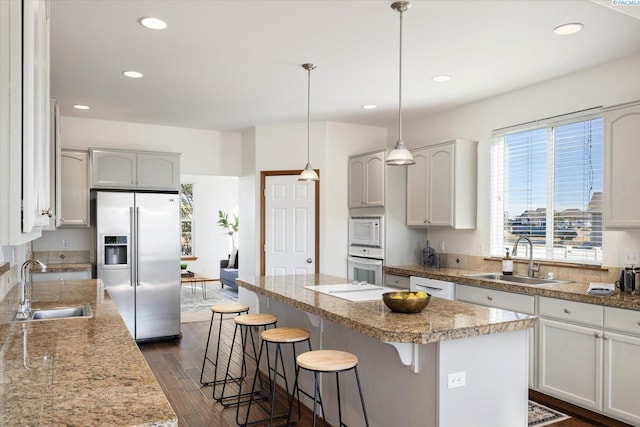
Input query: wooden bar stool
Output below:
<box><xmin>216</xmin><ymin>313</ymin><xmax>278</xmax><ymax>407</ymax></box>
<box><xmin>288</xmin><ymin>350</ymin><xmax>369</xmax><ymax>427</ymax></box>
<box><xmin>199</xmin><ymin>303</ymin><xmax>250</xmax><ymax>387</ymax></box>
<box><xmin>237</xmin><ymin>327</ymin><xmax>312</xmax><ymax>427</ymax></box>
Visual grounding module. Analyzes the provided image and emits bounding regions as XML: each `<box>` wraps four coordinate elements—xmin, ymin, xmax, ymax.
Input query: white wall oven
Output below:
<box><xmin>348</xmin><ymin>215</ymin><xmax>384</xmax><ymax>285</ymax></box>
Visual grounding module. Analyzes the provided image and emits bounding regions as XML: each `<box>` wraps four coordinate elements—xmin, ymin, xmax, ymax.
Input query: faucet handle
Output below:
<box><xmin>532</xmin><ymin>262</ymin><xmax>541</xmax><ymax>274</ymax></box>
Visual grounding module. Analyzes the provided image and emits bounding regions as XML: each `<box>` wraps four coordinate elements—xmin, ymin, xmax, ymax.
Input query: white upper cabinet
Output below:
<box><xmin>0</xmin><ymin>0</ymin><xmax>51</xmax><ymax>244</ymax></box>
<box><xmin>603</xmin><ymin>100</ymin><xmax>640</xmax><ymax>228</ymax></box>
<box><xmin>90</xmin><ymin>148</ymin><xmax>181</xmax><ymax>191</ymax></box>
<box><xmin>348</xmin><ymin>150</ymin><xmax>385</xmax><ymax>208</ymax></box>
<box><xmin>21</xmin><ymin>0</ymin><xmax>52</xmax><ymax>233</ymax></box>
<box><xmin>407</xmin><ymin>139</ymin><xmax>477</xmax><ymax>228</ymax></box>
<box><xmin>57</xmin><ymin>150</ymin><xmax>90</xmax><ymax>227</ymax></box>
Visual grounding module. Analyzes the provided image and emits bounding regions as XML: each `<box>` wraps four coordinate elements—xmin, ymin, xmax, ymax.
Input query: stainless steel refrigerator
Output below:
<box><xmin>96</xmin><ymin>191</ymin><xmax>181</xmax><ymax>341</ymax></box>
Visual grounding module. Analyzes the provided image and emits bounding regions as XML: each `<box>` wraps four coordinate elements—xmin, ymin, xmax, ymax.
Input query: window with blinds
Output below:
<box><xmin>180</xmin><ymin>183</ymin><xmax>194</xmax><ymax>256</ymax></box>
<box><xmin>490</xmin><ymin>113</ymin><xmax>603</xmax><ymax>264</ymax></box>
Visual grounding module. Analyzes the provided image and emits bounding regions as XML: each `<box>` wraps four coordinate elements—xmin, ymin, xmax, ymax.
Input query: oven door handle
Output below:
<box><xmin>347</xmin><ymin>256</ymin><xmax>383</xmax><ymax>266</ymax></box>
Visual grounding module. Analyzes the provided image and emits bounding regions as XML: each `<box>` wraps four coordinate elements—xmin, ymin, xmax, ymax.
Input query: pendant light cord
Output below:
<box><xmin>307</xmin><ymin>66</ymin><xmax>311</xmax><ymax>164</ymax></box>
<box><xmin>398</xmin><ymin>7</ymin><xmax>403</xmax><ymax>144</ymax></box>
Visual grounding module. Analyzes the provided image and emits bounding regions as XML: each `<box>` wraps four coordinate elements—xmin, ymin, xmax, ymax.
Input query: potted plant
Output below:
<box><xmin>217</xmin><ymin>210</ymin><xmax>239</xmax><ymax>250</ymax></box>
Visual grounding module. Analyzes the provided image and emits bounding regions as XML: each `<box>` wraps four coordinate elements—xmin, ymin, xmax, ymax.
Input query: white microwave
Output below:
<box><xmin>349</xmin><ymin>216</ymin><xmax>384</xmax><ymax>249</ymax></box>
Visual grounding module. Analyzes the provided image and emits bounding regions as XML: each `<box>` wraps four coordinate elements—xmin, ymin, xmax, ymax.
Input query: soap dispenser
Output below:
<box><xmin>502</xmin><ymin>248</ymin><xmax>513</xmax><ymax>275</ymax></box>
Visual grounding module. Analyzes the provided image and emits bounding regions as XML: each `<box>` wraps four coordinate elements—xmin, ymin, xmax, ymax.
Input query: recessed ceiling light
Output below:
<box><xmin>139</xmin><ymin>16</ymin><xmax>167</xmax><ymax>30</ymax></box>
<box><xmin>432</xmin><ymin>75</ymin><xmax>451</xmax><ymax>82</ymax></box>
<box><xmin>553</xmin><ymin>23</ymin><xmax>583</xmax><ymax>36</ymax></box>
<box><xmin>362</xmin><ymin>104</ymin><xmax>377</xmax><ymax>110</ymax></box>
<box><xmin>73</xmin><ymin>104</ymin><xmax>90</xmax><ymax>110</ymax></box>
<box><xmin>123</xmin><ymin>70</ymin><xmax>143</xmax><ymax>79</ymax></box>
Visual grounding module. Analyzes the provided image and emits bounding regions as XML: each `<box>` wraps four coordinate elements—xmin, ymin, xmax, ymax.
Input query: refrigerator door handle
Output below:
<box><xmin>130</xmin><ymin>207</ymin><xmax>135</xmax><ymax>287</ymax></box>
<box><xmin>135</xmin><ymin>207</ymin><xmax>141</xmax><ymax>287</ymax></box>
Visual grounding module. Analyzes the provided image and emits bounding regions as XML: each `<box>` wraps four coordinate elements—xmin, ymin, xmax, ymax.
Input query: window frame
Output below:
<box><xmin>490</xmin><ymin>110</ymin><xmax>603</xmax><ymax>265</ymax></box>
<box><xmin>180</xmin><ymin>183</ymin><xmax>194</xmax><ymax>257</ymax></box>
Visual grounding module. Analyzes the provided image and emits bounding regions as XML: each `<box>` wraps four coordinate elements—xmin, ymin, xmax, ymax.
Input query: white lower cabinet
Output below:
<box><xmin>603</xmin><ymin>307</ymin><xmax>640</xmax><ymax>425</ymax></box>
<box><xmin>456</xmin><ymin>284</ymin><xmax>536</xmax><ymax>387</ymax></box>
<box><xmin>538</xmin><ymin>318</ymin><xmax>603</xmax><ymax>411</ymax></box>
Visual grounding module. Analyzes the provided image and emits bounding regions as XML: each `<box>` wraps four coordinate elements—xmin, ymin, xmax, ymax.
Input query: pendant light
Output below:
<box><xmin>386</xmin><ymin>1</ymin><xmax>415</xmax><ymax>166</ymax></box>
<box><xmin>299</xmin><ymin>63</ymin><xmax>319</xmax><ymax>181</ymax></box>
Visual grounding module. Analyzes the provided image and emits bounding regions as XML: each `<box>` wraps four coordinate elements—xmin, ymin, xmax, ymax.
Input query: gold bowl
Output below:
<box><xmin>382</xmin><ymin>291</ymin><xmax>431</xmax><ymax>314</ymax></box>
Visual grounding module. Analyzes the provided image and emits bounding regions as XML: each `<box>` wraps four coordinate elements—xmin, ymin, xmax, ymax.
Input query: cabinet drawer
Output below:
<box><xmin>456</xmin><ymin>284</ymin><xmax>535</xmax><ymax>314</ymax></box>
<box><xmin>604</xmin><ymin>307</ymin><xmax>640</xmax><ymax>335</ymax></box>
<box><xmin>385</xmin><ymin>274</ymin><xmax>409</xmax><ymax>289</ymax></box>
<box><xmin>539</xmin><ymin>297</ymin><xmax>603</xmax><ymax>327</ymax></box>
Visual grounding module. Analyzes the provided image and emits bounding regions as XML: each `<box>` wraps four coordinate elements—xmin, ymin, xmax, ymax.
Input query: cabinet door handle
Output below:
<box><xmin>487</xmin><ymin>296</ymin><xmax>493</xmax><ymax>301</ymax></box>
<box><xmin>563</xmin><ymin>308</ymin><xmax>571</xmax><ymax>314</ymax></box>
<box><xmin>595</xmin><ymin>332</ymin><xmax>602</xmax><ymax>339</ymax></box>
<box><xmin>41</xmin><ymin>208</ymin><xmax>53</xmax><ymax>217</ymax></box>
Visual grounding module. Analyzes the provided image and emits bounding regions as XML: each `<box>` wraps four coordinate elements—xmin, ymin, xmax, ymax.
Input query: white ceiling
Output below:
<box><xmin>50</xmin><ymin>1</ymin><xmax>640</xmax><ymax>132</ymax></box>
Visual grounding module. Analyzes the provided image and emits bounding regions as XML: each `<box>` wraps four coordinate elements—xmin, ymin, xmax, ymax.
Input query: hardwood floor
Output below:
<box><xmin>139</xmin><ymin>316</ymin><xmax>320</xmax><ymax>426</ymax></box>
<box><xmin>139</xmin><ymin>318</ymin><xmax>628</xmax><ymax>427</ymax></box>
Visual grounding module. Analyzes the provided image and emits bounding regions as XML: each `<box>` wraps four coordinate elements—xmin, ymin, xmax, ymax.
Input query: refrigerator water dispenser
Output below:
<box><xmin>103</xmin><ymin>235</ymin><xmax>128</xmax><ymax>266</ymax></box>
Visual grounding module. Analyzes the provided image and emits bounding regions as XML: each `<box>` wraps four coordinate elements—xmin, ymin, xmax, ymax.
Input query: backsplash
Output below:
<box><xmin>32</xmin><ymin>250</ymin><xmax>90</xmax><ymax>264</ymax></box>
<box><xmin>439</xmin><ymin>253</ymin><xmax>620</xmax><ymax>284</ymax></box>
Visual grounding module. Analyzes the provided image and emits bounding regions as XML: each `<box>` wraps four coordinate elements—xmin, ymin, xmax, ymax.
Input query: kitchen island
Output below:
<box><xmin>236</xmin><ymin>274</ymin><xmax>536</xmax><ymax>427</ymax></box>
<box><xmin>0</xmin><ymin>279</ymin><xmax>177</xmax><ymax>426</ymax></box>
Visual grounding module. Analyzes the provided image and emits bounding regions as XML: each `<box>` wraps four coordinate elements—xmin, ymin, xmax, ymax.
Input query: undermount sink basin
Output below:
<box><xmin>464</xmin><ymin>273</ymin><xmax>571</xmax><ymax>286</ymax></box>
<box><xmin>13</xmin><ymin>304</ymin><xmax>93</xmax><ymax>322</ymax></box>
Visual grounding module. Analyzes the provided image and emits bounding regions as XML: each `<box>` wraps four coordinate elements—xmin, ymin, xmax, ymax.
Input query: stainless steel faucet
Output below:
<box><xmin>512</xmin><ymin>237</ymin><xmax>540</xmax><ymax>278</ymax></box>
<box><xmin>16</xmin><ymin>259</ymin><xmax>47</xmax><ymax>320</ymax></box>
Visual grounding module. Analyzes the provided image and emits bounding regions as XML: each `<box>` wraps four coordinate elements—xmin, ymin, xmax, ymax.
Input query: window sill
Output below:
<box><xmin>483</xmin><ymin>257</ymin><xmax>607</xmax><ymax>272</ymax></box>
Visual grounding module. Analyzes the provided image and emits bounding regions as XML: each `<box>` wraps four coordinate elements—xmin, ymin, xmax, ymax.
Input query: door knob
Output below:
<box><xmin>306</xmin><ymin>258</ymin><xmax>312</xmax><ymax>263</ymax></box>
<box><xmin>41</xmin><ymin>208</ymin><xmax>53</xmax><ymax>217</ymax></box>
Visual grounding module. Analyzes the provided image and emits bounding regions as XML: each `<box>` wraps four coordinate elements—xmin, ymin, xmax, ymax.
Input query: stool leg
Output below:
<box><xmin>336</xmin><ymin>372</ymin><xmax>344</xmax><ymax>427</ymax></box>
<box><xmin>237</xmin><ymin>338</ymin><xmax>266</xmax><ymax>426</ymax></box>
<box><xmin>354</xmin><ymin>366</ymin><xmax>370</xmax><ymax>427</ymax></box>
<box><xmin>216</xmin><ymin>321</ymin><xmax>240</xmax><ymax>401</ymax></box>
<box><xmin>199</xmin><ymin>311</ymin><xmax>216</xmax><ymax>385</ymax></box>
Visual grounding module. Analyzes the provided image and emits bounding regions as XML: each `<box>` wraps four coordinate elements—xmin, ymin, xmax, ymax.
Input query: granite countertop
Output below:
<box><xmin>32</xmin><ymin>262</ymin><xmax>93</xmax><ymax>273</ymax></box>
<box><xmin>0</xmin><ymin>280</ymin><xmax>176</xmax><ymax>426</ymax></box>
<box><xmin>384</xmin><ymin>264</ymin><xmax>640</xmax><ymax>311</ymax></box>
<box><xmin>236</xmin><ymin>274</ymin><xmax>536</xmax><ymax>345</ymax></box>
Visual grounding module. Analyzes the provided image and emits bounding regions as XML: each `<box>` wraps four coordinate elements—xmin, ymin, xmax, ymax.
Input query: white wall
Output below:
<box><xmin>239</xmin><ymin>121</ymin><xmax>392</xmax><ymax>278</ymax></box>
<box><xmin>397</xmin><ymin>52</ymin><xmax>640</xmax><ymax>267</ymax></box>
<box><xmin>238</xmin><ymin>128</ymin><xmax>257</xmax><ymax>282</ymax></box>
<box><xmin>60</xmin><ymin>116</ymin><xmax>242</xmax><ymax>176</ymax></box>
<box><xmin>33</xmin><ymin>117</ymin><xmax>244</xmax><ymax>273</ymax></box>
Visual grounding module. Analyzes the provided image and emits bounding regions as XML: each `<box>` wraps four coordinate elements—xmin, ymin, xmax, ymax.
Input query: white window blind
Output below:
<box><xmin>490</xmin><ymin>114</ymin><xmax>603</xmax><ymax>264</ymax></box>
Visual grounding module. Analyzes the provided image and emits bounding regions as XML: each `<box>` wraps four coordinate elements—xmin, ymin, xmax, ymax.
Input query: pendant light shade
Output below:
<box><xmin>386</xmin><ymin>1</ymin><xmax>415</xmax><ymax>166</ymax></box>
<box><xmin>299</xmin><ymin>63</ymin><xmax>319</xmax><ymax>182</ymax></box>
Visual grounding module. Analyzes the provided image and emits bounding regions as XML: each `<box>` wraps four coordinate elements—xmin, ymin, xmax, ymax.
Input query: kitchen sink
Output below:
<box><xmin>13</xmin><ymin>304</ymin><xmax>93</xmax><ymax>322</ymax></box>
<box><xmin>464</xmin><ymin>273</ymin><xmax>571</xmax><ymax>286</ymax></box>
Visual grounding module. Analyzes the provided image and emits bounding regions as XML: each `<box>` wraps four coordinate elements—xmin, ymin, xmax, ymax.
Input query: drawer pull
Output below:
<box><xmin>563</xmin><ymin>308</ymin><xmax>571</xmax><ymax>314</ymax></box>
<box><xmin>487</xmin><ymin>296</ymin><xmax>493</xmax><ymax>301</ymax></box>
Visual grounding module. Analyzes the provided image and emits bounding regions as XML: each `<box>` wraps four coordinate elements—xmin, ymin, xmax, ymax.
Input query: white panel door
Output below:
<box><xmin>265</xmin><ymin>175</ymin><xmax>315</xmax><ymax>276</ymax></box>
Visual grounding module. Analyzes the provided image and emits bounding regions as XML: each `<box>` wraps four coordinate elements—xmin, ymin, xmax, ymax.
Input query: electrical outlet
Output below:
<box><xmin>61</xmin><ymin>239</ymin><xmax>70</xmax><ymax>249</ymax></box>
<box><xmin>447</xmin><ymin>371</ymin><xmax>466</xmax><ymax>389</ymax></box>
<box><xmin>439</xmin><ymin>241</ymin><xmax>445</xmax><ymax>251</ymax></box>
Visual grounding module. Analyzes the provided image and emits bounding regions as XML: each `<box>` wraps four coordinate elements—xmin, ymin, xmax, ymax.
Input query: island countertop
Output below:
<box><xmin>236</xmin><ymin>274</ymin><xmax>536</xmax><ymax>345</ymax></box>
<box><xmin>0</xmin><ymin>279</ymin><xmax>176</xmax><ymax>426</ymax></box>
